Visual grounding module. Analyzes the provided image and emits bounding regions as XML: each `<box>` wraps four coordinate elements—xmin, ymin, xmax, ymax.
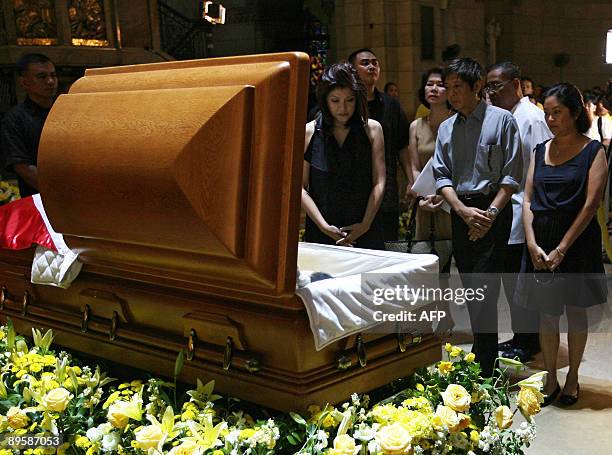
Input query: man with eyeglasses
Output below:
<box><xmin>432</xmin><ymin>58</ymin><xmax>522</xmax><ymax>377</ymax></box>
<box><xmin>486</xmin><ymin>62</ymin><xmax>552</xmax><ymax>363</ymax></box>
<box><xmin>348</xmin><ymin>48</ymin><xmax>411</xmax><ymax>241</ymax></box>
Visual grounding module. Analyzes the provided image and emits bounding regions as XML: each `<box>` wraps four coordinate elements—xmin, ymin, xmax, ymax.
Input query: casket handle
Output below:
<box><xmin>186</xmin><ymin>328</ymin><xmax>197</xmax><ymax>361</ymax></box>
<box><xmin>81</xmin><ymin>304</ymin><xmax>91</xmax><ymax>333</ymax></box>
<box><xmin>109</xmin><ymin>311</ymin><xmax>119</xmax><ymax>341</ymax></box>
<box><xmin>21</xmin><ymin>291</ymin><xmax>30</xmax><ymax>316</ymax></box>
<box><xmin>356</xmin><ymin>334</ymin><xmax>367</xmax><ymax>367</ymax></box>
<box><xmin>398</xmin><ymin>332</ymin><xmax>422</xmax><ymax>352</ymax></box>
<box><xmin>223</xmin><ymin>337</ymin><xmax>233</xmax><ymax>371</ymax></box>
<box><xmin>0</xmin><ymin>286</ymin><xmax>7</xmax><ymax>310</ymax></box>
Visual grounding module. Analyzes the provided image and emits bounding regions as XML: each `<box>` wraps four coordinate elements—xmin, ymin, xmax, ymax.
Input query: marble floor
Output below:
<box><xmin>446</xmin><ymin>263</ymin><xmax>612</xmax><ymax>455</ymax></box>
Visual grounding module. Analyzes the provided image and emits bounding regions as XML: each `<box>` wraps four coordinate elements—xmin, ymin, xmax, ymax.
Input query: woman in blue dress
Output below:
<box><xmin>302</xmin><ymin>62</ymin><xmax>386</xmax><ymax>249</ymax></box>
<box><xmin>522</xmin><ymin>83</ymin><xmax>608</xmax><ymax>406</ymax></box>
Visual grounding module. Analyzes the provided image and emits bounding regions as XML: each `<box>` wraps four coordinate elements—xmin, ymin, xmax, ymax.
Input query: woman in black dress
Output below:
<box><xmin>302</xmin><ymin>62</ymin><xmax>385</xmax><ymax>249</ymax></box>
<box><xmin>522</xmin><ymin>83</ymin><xmax>608</xmax><ymax>406</ymax></box>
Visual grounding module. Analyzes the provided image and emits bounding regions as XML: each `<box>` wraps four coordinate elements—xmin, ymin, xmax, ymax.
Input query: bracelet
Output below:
<box><xmin>555</xmin><ymin>247</ymin><xmax>565</xmax><ymax>257</ymax></box>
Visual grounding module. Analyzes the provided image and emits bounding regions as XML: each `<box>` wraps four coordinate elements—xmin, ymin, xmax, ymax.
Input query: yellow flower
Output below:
<box><xmin>375</xmin><ymin>422</ymin><xmax>413</xmax><ymax>454</ymax></box>
<box><xmin>433</xmin><ymin>405</ymin><xmax>460</xmax><ymax>432</ymax></box>
<box><xmin>29</xmin><ymin>363</ymin><xmax>43</xmax><ymax>373</ymax></box>
<box><xmin>328</xmin><ymin>434</ymin><xmax>359</xmax><ymax>455</ymax></box>
<box><xmin>515</xmin><ymin>371</ymin><xmax>546</xmax><ymax>392</ymax></box>
<box><xmin>0</xmin><ymin>330</ymin><xmax>4</xmax><ymax>341</ymax></box>
<box><xmin>239</xmin><ymin>428</ymin><xmax>257</xmax><ymax>440</ymax></box>
<box><xmin>107</xmin><ymin>405</ymin><xmax>130</xmax><ymax>429</ymax></box>
<box><xmin>449</xmin><ymin>346</ymin><xmax>463</xmax><ymax>358</ymax></box>
<box><xmin>441</xmin><ymin>384</ymin><xmax>471</xmax><ymax>412</ymax></box>
<box><xmin>470</xmin><ymin>430</ymin><xmax>479</xmax><ymax>443</ymax></box>
<box><xmin>464</xmin><ymin>353</ymin><xmax>476</xmax><ymax>363</ymax></box>
<box><xmin>494</xmin><ymin>405</ymin><xmax>513</xmax><ymax>429</ymax></box>
<box><xmin>134</xmin><ymin>425</ymin><xmax>164</xmax><ymax>451</ymax></box>
<box><xmin>168</xmin><ymin>440</ymin><xmax>201</xmax><ymax>455</ymax></box>
<box><xmin>517</xmin><ymin>387</ymin><xmax>543</xmax><ymax>417</ymax></box>
<box><xmin>438</xmin><ymin>361</ymin><xmax>455</xmax><ymax>375</ymax></box>
<box><xmin>41</xmin><ymin>387</ymin><xmax>72</xmax><ymax>412</ymax></box>
<box><xmin>321</xmin><ymin>413</ymin><xmax>337</xmax><ymax>428</ymax></box>
<box><xmin>415</xmin><ymin>383</ymin><xmax>425</xmax><ymax>392</ymax></box>
<box><xmin>212</xmin><ymin>451</ymin><xmax>224</xmax><ymax>455</ymax></box>
<box><xmin>103</xmin><ymin>391</ymin><xmax>121</xmax><ymax>409</ymax></box>
<box><xmin>118</xmin><ymin>383</ymin><xmax>130</xmax><ymax>390</ymax></box>
<box><xmin>444</xmin><ymin>343</ymin><xmax>453</xmax><ymax>352</ymax></box>
<box><xmin>75</xmin><ymin>436</ymin><xmax>92</xmax><ymax>448</ymax></box>
<box><xmin>6</xmin><ymin>406</ymin><xmax>29</xmax><ymax>429</ymax></box>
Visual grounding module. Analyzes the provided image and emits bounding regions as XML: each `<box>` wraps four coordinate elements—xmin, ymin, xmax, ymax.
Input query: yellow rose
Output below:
<box><xmin>444</xmin><ymin>343</ymin><xmax>453</xmax><ymax>352</ymax></box>
<box><xmin>375</xmin><ymin>422</ymin><xmax>413</xmax><ymax>454</ymax></box>
<box><xmin>438</xmin><ymin>361</ymin><xmax>455</xmax><ymax>375</ymax></box>
<box><xmin>470</xmin><ymin>430</ymin><xmax>479</xmax><ymax>443</ymax></box>
<box><xmin>517</xmin><ymin>387</ymin><xmax>543</xmax><ymax>417</ymax></box>
<box><xmin>328</xmin><ymin>434</ymin><xmax>359</xmax><ymax>455</ymax></box>
<box><xmin>108</xmin><ymin>403</ymin><xmax>130</xmax><ymax>429</ymax></box>
<box><xmin>456</xmin><ymin>413</ymin><xmax>471</xmax><ymax>431</ymax></box>
<box><xmin>450</xmin><ymin>346</ymin><xmax>463</xmax><ymax>358</ymax></box>
<box><xmin>464</xmin><ymin>353</ymin><xmax>476</xmax><ymax>363</ymax></box>
<box><xmin>6</xmin><ymin>406</ymin><xmax>29</xmax><ymax>429</ymax></box>
<box><xmin>441</xmin><ymin>384</ymin><xmax>471</xmax><ymax>412</ymax></box>
<box><xmin>494</xmin><ymin>405</ymin><xmax>513</xmax><ymax>429</ymax></box>
<box><xmin>41</xmin><ymin>387</ymin><xmax>72</xmax><ymax>412</ymax></box>
<box><xmin>433</xmin><ymin>405</ymin><xmax>460</xmax><ymax>432</ymax></box>
<box><xmin>134</xmin><ymin>425</ymin><xmax>164</xmax><ymax>451</ymax></box>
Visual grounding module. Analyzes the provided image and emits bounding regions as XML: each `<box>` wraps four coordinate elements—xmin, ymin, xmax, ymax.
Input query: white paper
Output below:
<box><xmin>412</xmin><ymin>158</ymin><xmax>451</xmax><ymax>213</ymax></box>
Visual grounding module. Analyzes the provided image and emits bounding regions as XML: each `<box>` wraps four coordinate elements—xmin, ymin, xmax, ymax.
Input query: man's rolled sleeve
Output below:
<box><xmin>433</xmin><ymin>129</ymin><xmax>453</xmax><ymax>191</ymax></box>
<box><xmin>499</xmin><ymin>117</ymin><xmax>522</xmax><ymax>192</ymax></box>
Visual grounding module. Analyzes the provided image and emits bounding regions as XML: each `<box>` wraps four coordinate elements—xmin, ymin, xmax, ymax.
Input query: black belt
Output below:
<box><xmin>458</xmin><ymin>192</ymin><xmax>496</xmax><ymax>202</ymax></box>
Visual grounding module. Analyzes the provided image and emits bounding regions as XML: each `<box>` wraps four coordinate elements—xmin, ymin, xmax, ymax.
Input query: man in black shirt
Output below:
<box><xmin>1</xmin><ymin>53</ymin><xmax>58</xmax><ymax>197</ymax></box>
<box><xmin>348</xmin><ymin>48</ymin><xmax>411</xmax><ymax>241</ymax></box>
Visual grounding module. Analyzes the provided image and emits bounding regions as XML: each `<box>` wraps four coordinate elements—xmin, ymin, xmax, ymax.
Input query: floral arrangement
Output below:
<box><xmin>0</xmin><ymin>181</ymin><xmax>20</xmax><ymax>206</ymax></box>
<box><xmin>0</xmin><ymin>322</ymin><xmax>543</xmax><ymax>454</ymax></box>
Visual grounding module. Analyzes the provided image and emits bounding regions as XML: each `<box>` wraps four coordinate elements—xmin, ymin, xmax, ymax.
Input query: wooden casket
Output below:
<box><xmin>0</xmin><ymin>52</ymin><xmax>441</xmax><ymax>411</ymax></box>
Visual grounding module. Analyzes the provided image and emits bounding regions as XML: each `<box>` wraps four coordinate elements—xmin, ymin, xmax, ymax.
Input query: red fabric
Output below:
<box><xmin>0</xmin><ymin>196</ymin><xmax>56</xmax><ymax>251</ymax></box>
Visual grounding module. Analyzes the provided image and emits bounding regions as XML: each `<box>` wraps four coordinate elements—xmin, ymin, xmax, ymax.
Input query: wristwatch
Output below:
<box><xmin>487</xmin><ymin>206</ymin><xmax>499</xmax><ymax>218</ymax></box>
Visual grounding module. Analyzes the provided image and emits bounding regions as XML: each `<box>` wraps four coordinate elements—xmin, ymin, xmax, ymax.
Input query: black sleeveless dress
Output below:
<box><xmin>518</xmin><ymin>139</ymin><xmax>607</xmax><ymax>314</ymax></box>
<box><xmin>304</xmin><ymin>117</ymin><xmax>384</xmax><ymax>250</ymax></box>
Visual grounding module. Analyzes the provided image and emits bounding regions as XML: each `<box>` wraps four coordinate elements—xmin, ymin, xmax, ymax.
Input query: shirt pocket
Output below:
<box><xmin>476</xmin><ymin>143</ymin><xmax>503</xmax><ymax>176</ymax></box>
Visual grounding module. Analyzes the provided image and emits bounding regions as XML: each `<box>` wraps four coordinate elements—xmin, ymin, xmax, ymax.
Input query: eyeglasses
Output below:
<box><xmin>483</xmin><ymin>79</ymin><xmax>512</xmax><ymax>94</ymax></box>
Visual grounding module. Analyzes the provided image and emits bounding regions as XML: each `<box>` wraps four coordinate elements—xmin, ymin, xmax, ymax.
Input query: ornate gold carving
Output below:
<box><xmin>13</xmin><ymin>0</ymin><xmax>57</xmax><ymax>42</ymax></box>
<box><xmin>68</xmin><ymin>0</ymin><xmax>108</xmax><ymax>44</ymax></box>
<box><xmin>71</xmin><ymin>38</ymin><xmax>108</xmax><ymax>46</ymax></box>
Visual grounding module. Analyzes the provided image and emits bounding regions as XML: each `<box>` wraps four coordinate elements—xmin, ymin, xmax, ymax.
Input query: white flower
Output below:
<box><xmin>314</xmin><ymin>429</ymin><xmax>328</xmax><ymax>451</ymax></box>
<box><xmin>101</xmin><ymin>432</ymin><xmax>120</xmax><ymax>452</ymax></box>
<box><xmin>86</xmin><ymin>427</ymin><xmax>104</xmax><ymax>442</ymax></box>
<box><xmin>351</xmin><ymin>393</ymin><xmax>360</xmax><ymax>406</ymax></box>
<box><xmin>225</xmin><ymin>429</ymin><xmax>241</xmax><ymax>445</ymax></box>
<box><xmin>367</xmin><ymin>439</ymin><xmax>381</xmax><ymax>454</ymax></box>
<box><xmin>353</xmin><ymin>423</ymin><xmax>376</xmax><ymax>442</ymax></box>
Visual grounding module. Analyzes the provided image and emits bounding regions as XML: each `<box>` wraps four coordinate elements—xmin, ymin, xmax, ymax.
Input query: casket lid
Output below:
<box><xmin>38</xmin><ymin>52</ymin><xmax>309</xmax><ymax>308</ymax></box>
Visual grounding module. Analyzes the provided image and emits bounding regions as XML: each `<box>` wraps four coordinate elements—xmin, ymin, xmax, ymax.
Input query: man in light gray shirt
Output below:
<box><xmin>486</xmin><ymin>62</ymin><xmax>553</xmax><ymax>363</ymax></box>
<box><xmin>433</xmin><ymin>58</ymin><xmax>522</xmax><ymax>376</ymax></box>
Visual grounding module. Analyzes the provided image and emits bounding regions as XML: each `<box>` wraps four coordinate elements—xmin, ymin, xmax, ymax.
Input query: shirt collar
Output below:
<box><xmin>370</xmin><ymin>87</ymin><xmax>383</xmax><ymax>104</ymax></box>
<box><xmin>511</xmin><ymin>96</ymin><xmax>530</xmax><ymax>114</ymax></box>
<box><xmin>457</xmin><ymin>100</ymin><xmax>487</xmax><ymax>123</ymax></box>
<box><xmin>24</xmin><ymin>96</ymin><xmax>51</xmax><ymax>114</ymax></box>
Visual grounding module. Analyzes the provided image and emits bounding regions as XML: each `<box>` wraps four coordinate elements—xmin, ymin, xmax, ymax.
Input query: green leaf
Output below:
<box><xmin>289</xmin><ymin>412</ymin><xmax>307</xmax><ymax>426</ymax></box>
<box><xmin>174</xmin><ymin>349</ymin><xmax>185</xmax><ymax>379</ymax></box>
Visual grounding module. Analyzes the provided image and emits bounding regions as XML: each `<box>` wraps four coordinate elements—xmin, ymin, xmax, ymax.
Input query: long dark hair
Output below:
<box><xmin>316</xmin><ymin>62</ymin><xmax>368</xmax><ymax>132</ymax></box>
<box><xmin>543</xmin><ymin>83</ymin><xmax>590</xmax><ymax>134</ymax></box>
